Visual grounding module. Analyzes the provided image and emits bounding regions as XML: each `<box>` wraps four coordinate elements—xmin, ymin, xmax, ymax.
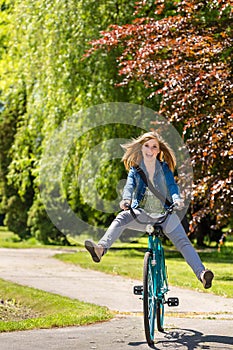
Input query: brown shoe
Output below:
<box><xmin>201</xmin><ymin>270</ymin><xmax>214</xmax><ymax>289</ymax></box>
<box><xmin>85</xmin><ymin>239</ymin><xmax>104</xmax><ymax>263</ymax></box>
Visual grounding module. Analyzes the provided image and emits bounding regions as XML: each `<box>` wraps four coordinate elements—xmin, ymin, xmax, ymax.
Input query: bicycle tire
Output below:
<box><xmin>156</xmin><ymin>299</ymin><xmax>164</xmax><ymax>332</ymax></box>
<box><xmin>143</xmin><ymin>251</ymin><xmax>155</xmax><ymax>346</ymax></box>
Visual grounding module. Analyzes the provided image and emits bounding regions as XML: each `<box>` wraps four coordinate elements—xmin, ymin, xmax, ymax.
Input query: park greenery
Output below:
<box><xmin>0</xmin><ymin>277</ymin><xmax>113</xmax><ymax>332</ymax></box>
<box><xmin>0</xmin><ymin>0</ymin><xmax>232</xmax><ymax>246</ymax></box>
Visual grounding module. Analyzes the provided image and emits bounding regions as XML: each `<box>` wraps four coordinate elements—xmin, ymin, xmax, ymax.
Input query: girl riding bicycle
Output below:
<box><xmin>85</xmin><ymin>131</ymin><xmax>214</xmax><ymax>289</ymax></box>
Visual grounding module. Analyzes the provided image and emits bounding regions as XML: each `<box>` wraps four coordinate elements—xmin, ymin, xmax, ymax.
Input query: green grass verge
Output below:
<box><xmin>0</xmin><ymin>278</ymin><xmax>113</xmax><ymax>332</ymax></box>
<box><xmin>0</xmin><ymin>227</ymin><xmax>82</xmax><ymax>249</ymax></box>
<box><xmin>55</xmin><ymin>241</ymin><xmax>233</xmax><ymax>298</ymax></box>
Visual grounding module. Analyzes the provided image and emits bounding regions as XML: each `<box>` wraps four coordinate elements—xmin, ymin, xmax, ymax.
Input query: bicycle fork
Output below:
<box><xmin>133</xmin><ymin>244</ymin><xmax>179</xmax><ymax>307</ymax></box>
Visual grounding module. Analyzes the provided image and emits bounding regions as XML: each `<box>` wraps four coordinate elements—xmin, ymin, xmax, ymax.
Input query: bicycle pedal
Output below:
<box><xmin>167</xmin><ymin>297</ymin><xmax>179</xmax><ymax>307</ymax></box>
<box><xmin>133</xmin><ymin>285</ymin><xmax>143</xmax><ymax>295</ymax></box>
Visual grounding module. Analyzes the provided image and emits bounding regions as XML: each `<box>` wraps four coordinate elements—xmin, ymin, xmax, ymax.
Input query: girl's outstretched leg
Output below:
<box><xmin>163</xmin><ymin>213</ymin><xmax>214</xmax><ymax>288</ymax></box>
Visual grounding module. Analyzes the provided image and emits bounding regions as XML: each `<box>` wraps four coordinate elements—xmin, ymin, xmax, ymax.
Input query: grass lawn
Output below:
<box><xmin>0</xmin><ymin>227</ymin><xmax>81</xmax><ymax>249</ymax></box>
<box><xmin>0</xmin><ymin>278</ymin><xmax>113</xmax><ymax>332</ymax></box>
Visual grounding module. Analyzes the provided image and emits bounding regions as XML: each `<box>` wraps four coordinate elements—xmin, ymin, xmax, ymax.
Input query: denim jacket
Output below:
<box><xmin>122</xmin><ymin>159</ymin><xmax>180</xmax><ymax>208</ymax></box>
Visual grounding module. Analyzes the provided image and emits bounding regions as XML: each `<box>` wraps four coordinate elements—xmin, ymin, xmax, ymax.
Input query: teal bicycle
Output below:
<box><xmin>131</xmin><ymin>204</ymin><xmax>179</xmax><ymax>347</ymax></box>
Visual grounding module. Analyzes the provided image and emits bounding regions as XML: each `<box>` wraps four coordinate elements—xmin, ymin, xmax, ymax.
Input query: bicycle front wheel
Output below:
<box><xmin>156</xmin><ymin>299</ymin><xmax>164</xmax><ymax>332</ymax></box>
<box><xmin>143</xmin><ymin>251</ymin><xmax>156</xmax><ymax>346</ymax></box>
<box><xmin>156</xmin><ymin>245</ymin><xmax>167</xmax><ymax>332</ymax></box>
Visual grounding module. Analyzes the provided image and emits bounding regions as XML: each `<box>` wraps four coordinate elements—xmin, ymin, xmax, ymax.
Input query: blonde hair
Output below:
<box><xmin>121</xmin><ymin>131</ymin><xmax>176</xmax><ymax>172</ymax></box>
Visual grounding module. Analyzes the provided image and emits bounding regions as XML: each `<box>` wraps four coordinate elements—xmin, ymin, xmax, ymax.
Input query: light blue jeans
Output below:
<box><xmin>98</xmin><ymin>209</ymin><xmax>205</xmax><ymax>280</ymax></box>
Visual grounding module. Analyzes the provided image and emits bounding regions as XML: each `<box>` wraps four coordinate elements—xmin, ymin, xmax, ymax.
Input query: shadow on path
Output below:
<box><xmin>128</xmin><ymin>328</ymin><xmax>233</xmax><ymax>349</ymax></box>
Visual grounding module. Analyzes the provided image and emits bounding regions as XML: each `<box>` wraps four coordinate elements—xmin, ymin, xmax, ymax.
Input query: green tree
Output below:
<box><xmin>0</xmin><ymin>0</ymin><xmax>147</xmax><ymax>243</ymax></box>
<box><xmin>0</xmin><ymin>1</ymin><xmax>32</xmax><ymax>236</ymax></box>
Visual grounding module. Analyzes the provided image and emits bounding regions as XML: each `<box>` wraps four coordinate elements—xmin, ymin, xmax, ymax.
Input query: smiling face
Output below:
<box><xmin>141</xmin><ymin>138</ymin><xmax>160</xmax><ymax>163</ymax></box>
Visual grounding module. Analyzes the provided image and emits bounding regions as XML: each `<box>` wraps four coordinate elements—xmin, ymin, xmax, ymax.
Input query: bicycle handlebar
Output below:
<box><xmin>126</xmin><ymin>202</ymin><xmax>177</xmax><ymax>226</ymax></box>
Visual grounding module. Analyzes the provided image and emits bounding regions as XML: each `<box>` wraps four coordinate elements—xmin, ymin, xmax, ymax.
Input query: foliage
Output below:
<box><xmin>4</xmin><ymin>195</ymin><xmax>31</xmax><ymax>239</ymax></box>
<box><xmin>0</xmin><ymin>81</ymin><xmax>31</xmax><ymax>237</ymax></box>
<box><xmin>0</xmin><ymin>0</ymin><xmax>143</xmax><ymax>243</ymax></box>
<box><xmin>63</xmin><ymin>123</ymin><xmax>144</xmax><ymax>239</ymax></box>
<box><xmin>27</xmin><ymin>196</ymin><xmax>71</xmax><ymax>245</ymax></box>
<box><xmin>0</xmin><ymin>0</ymin><xmax>232</xmax><ymax>244</ymax></box>
<box><xmin>86</xmin><ymin>0</ymin><xmax>233</xmax><ymax>231</ymax></box>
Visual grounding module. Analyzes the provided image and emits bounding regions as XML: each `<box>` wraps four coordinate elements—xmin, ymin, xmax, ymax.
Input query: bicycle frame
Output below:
<box><xmin>148</xmin><ymin>230</ymin><xmax>169</xmax><ymax>299</ymax></box>
<box><xmin>143</xmin><ymin>227</ymin><xmax>169</xmax><ymax>344</ymax></box>
<box><xmin>131</xmin><ymin>205</ymin><xmax>179</xmax><ymax>346</ymax></box>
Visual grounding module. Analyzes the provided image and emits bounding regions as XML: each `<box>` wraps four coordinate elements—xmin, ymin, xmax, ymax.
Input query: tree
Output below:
<box><xmin>0</xmin><ymin>0</ymin><xmax>145</xmax><ymax>243</ymax></box>
<box><xmin>86</xmin><ymin>0</ymin><xmax>233</xmax><ymax>237</ymax></box>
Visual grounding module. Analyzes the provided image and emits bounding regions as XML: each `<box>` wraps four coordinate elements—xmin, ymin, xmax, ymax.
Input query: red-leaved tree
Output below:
<box><xmin>86</xmin><ymin>0</ymin><xmax>233</xmax><ymax>240</ymax></box>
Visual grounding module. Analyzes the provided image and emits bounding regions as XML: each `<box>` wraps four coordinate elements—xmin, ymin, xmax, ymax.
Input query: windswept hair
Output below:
<box><xmin>121</xmin><ymin>131</ymin><xmax>176</xmax><ymax>172</ymax></box>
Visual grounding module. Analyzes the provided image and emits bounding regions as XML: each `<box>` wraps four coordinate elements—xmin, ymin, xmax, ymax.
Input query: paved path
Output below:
<box><xmin>0</xmin><ymin>248</ymin><xmax>233</xmax><ymax>350</ymax></box>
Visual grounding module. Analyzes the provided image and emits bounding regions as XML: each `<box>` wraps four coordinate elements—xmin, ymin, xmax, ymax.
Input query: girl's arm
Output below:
<box><xmin>163</xmin><ymin>162</ymin><xmax>181</xmax><ymax>202</ymax></box>
<box><xmin>121</xmin><ymin>167</ymin><xmax>136</xmax><ymax>203</ymax></box>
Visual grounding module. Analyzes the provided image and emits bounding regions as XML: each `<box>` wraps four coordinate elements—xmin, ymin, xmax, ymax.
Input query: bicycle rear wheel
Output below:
<box><xmin>143</xmin><ymin>251</ymin><xmax>155</xmax><ymax>346</ymax></box>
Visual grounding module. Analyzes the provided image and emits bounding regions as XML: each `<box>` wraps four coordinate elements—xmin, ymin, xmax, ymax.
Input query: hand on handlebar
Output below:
<box><xmin>119</xmin><ymin>199</ymin><xmax>131</xmax><ymax>210</ymax></box>
<box><xmin>173</xmin><ymin>198</ymin><xmax>185</xmax><ymax>210</ymax></box>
